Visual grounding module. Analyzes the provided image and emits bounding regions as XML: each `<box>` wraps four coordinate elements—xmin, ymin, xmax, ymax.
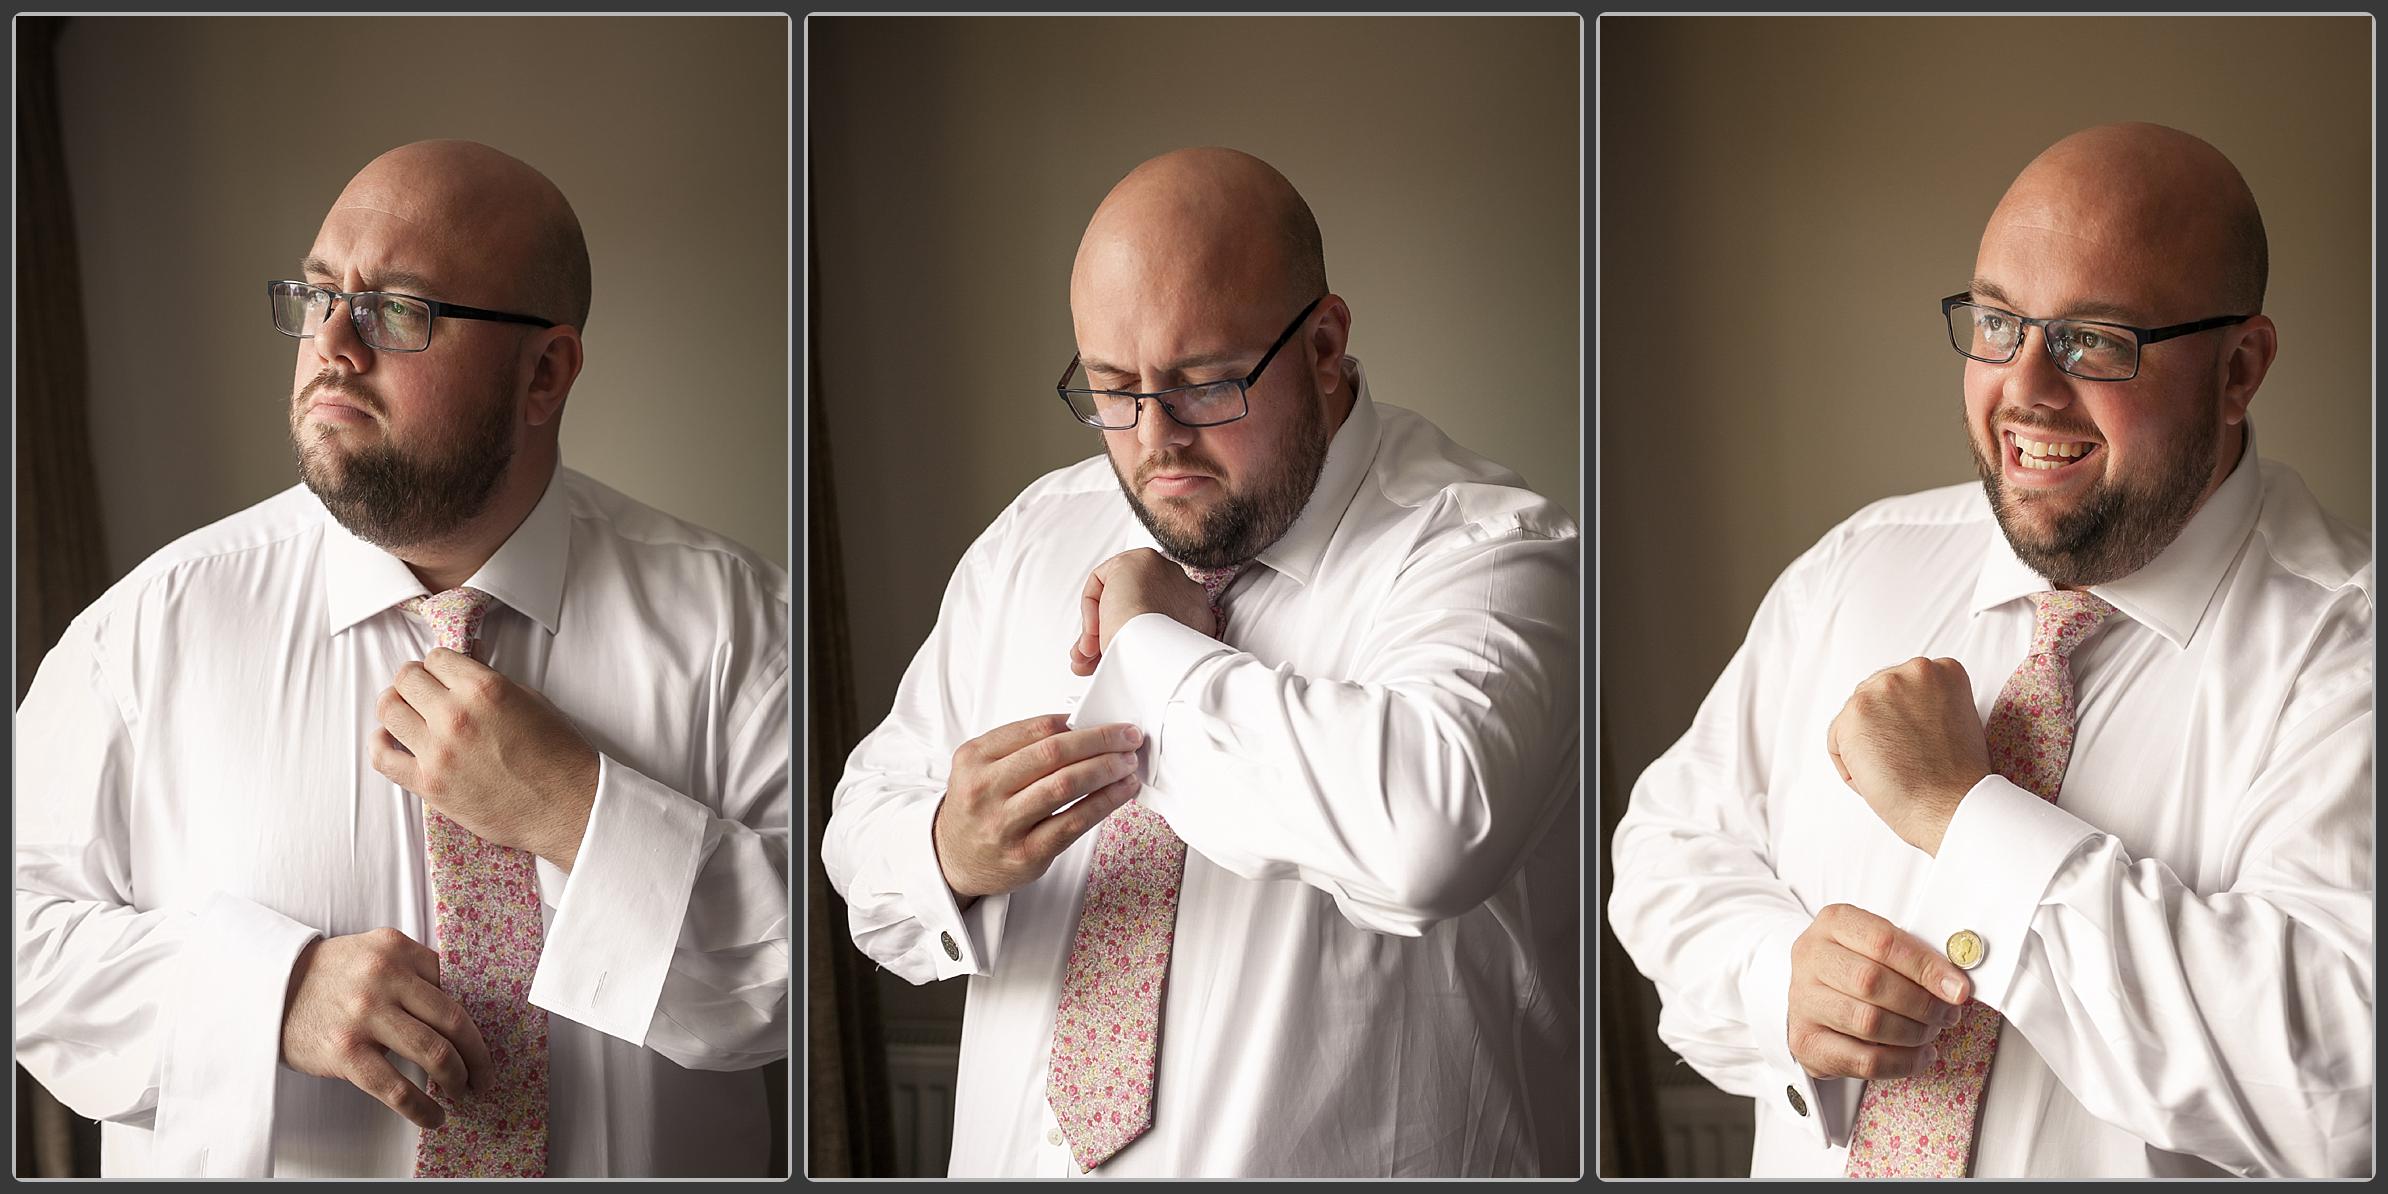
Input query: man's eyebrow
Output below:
<box><xmin>1967</xmin><ymin>278</ymin><xmax>2143</xmax><ymax>324</ymax></box>
<box><xmin>1079</xmin><ymin>349</ymin><xmax>1251</xmax><ymax>379</ymax></box>
<box><xmin>299</xmin><ymin>257</ymin><xmax>442</xmax><ymax>297</ymax></box>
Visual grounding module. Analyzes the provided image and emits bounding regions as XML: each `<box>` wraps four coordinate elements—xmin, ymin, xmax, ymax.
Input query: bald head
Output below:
<box><xmin>337</xmin><ymin>139</ymin><xmax>592</xmax><ymax>330</ymax></box>
<box><xmin>1986</xmin><ymin>122</ymin><xmax>2266</xmax><ymax>315</ymax></box>
<box><xmin>1072</xmin><ymin>147</ymin><xmax>1325</xmax><ymax>319</ymax></box>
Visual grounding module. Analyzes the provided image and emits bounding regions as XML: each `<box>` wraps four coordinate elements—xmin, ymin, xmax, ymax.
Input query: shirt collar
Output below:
<box><xmin>320</xmin><ymin>462</ymin><xmax>572</xmax><ymax>638</ymax></box>
<box><xmin>1252</xmin><ymin>354</ymin><xmax>1381</xmax><ymax>587</ymax></box>
<box><xmin>1969</xmin><ymin>426</ymin><xmax>2264</xmax><ymax>649</ymax></box>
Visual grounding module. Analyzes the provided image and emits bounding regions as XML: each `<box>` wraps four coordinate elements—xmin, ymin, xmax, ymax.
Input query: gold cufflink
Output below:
<box><xmin>1947</xmin><ymin>929</ymin><xmax>1985</xmax><ymax>970</ymax></box>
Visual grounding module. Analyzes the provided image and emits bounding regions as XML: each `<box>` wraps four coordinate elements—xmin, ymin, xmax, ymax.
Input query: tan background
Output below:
<box><xmin>54</xmin><ymin>15</ymin><xmax>790</xmax><ymax>578</ymax></box>
<box><xmin>1597</xmin><ymin>14</ymin><xmax>2371</xmax><ymax>1175</ymax></box>
<box><xmin>809</xmin><ymin>14</ymin><xmax>1580</xmax><ymax>1173</ymax></box>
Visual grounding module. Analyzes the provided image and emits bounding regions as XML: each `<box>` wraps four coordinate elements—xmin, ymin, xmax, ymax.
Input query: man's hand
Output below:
<box><xmin>1070</xmin><ymin>548</ymin><xmax>1217</xmax><ymax>676</ymax></box>
<box><xmin>280</xmin><ymin>927</ymin><xmax>494</xmax><ymax>1130</ymax></box>
<box><xmin>932</xmin><ymin>714</ymin><xmax>1145</xmax><ymax>906</ymax></box>
<box><xmin>1825</xmin><ymin>657</ymin><xmax>1993</xmax><ymax>855</ymax></box>
<box><xmin>1788</xmin><ymin>904</ymin><xmax>1973</xmax><ymax>1081</ymax></box>
<box><xmin>371</xmin><ymin>648</ymin><xmax>600</xmax><ymax>869</ymax></box>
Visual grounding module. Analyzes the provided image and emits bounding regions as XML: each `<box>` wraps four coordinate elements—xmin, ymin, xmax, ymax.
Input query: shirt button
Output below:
<box><xmin>1047</xmin><ymin>1128</ymin><xmax>1064</xmax><ymax>1146</ymax></box>
<box><xmin>1785</xmin><ymin>1085</ymin><xmax>1808</xmax><ymax>1117</ymax></box>
<box><xmin>1947</xmin><ymin>929</ymin><xmax>1985</xmax><ymax>970</ymax></box>
<box><xmin>941</xmin><ymin>931</ymin><xmax>960</xmax><ymax>961</ymax></box>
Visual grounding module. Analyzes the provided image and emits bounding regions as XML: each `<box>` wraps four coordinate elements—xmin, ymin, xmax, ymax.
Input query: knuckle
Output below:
<box><xmin>1849</xmin><ymin>1003</ymin><xmax>1883</xmax><ymax>1038</ymax></box>
<box><xmin>1851</xmin><ymin>965</ymin><xmax>1883</xmax><ymax>1000</ymax></box>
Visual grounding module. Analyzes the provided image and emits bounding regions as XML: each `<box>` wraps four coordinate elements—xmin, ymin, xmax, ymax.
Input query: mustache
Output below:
<box><xmin>1135</xmin><ymin>453</ymin><xmax>1222</xmax><ymax>485</ymax></box>
<box><xmin>299</xmin><ymin>371</ymin><xmax>384</xmax><ymax>416</ymax></box>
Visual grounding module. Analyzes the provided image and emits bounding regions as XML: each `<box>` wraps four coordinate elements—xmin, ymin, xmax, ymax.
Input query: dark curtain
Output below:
<box><xmin>15</xmin><ymin>13</ymin><xmax>110</xmax><ymax>1181</ymax></box>
<box><xmin>802</xmin><ymin>165</ymin><xmax>895</xmax><ymax>1179</ymax></box>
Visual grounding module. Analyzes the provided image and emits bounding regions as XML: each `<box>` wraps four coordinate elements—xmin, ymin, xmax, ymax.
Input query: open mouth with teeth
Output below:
<box><xmin>2007</xmin><ymin>429</ymin><xmax>2102</xmax><ymax>473</ymax></box>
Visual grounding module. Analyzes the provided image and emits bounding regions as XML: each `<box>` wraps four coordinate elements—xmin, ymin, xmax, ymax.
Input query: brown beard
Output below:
<box><xmin>290</xmin><ymin>368</ymin><xmax>518</xmax><ymax>550</ymax></box>
<box><xmin>1109</xmin><ymin>370</ymin><xmax>1333</xmax><ymax>570</ymax></box>
<box><xmin>1968</xmin><ymin>396</ymin><xmax>2223</xmax><ymax>587</ymax></box>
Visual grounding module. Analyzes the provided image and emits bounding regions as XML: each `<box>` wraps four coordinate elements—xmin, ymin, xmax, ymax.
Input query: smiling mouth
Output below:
<box><xmin>2006</xmin><ymin>429</ymin><xmax>2102</xmax><ymax>473</ymax></box>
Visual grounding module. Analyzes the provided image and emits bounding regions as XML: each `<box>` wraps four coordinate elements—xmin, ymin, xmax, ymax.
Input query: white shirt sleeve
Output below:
<box><xmin>531</xmin><ymin>655</ymin><xmax>792</xmax><ymax>1071</ymax></box>
<box><xmin>1101</xmin><ymin>522</ymin><xmax>1579</xmax><ymax>938</ymax></box>
<box><xmin>1605</xmin><ymin>540</ymin><xmax>1845</xmax><ymax>1145</ymax></box>
<box><xmin>820</xmin><ymin>517</ymin><xmax>1009</xmax><ymax>985</ymax></box>
<box><xmin>1907</xmin><ymin>647</ymin><xmax>2375</xmax><ymax>1178</ymax></box>
<box><xmin>14</xmin><ymin>615</ymin><xmax>321</xmax><ymax>1177</ymax></box>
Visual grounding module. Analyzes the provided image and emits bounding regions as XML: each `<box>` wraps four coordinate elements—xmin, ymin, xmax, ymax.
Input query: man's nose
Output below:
<box><xmin>309</xmin><ymin>295</ymin><xmax>375</xmax><ymax>374</ymax></box>
<box><xmin>1133</xmin><ymin>397</ymin><xmax>1195</xmax><ymax>453</ymax></box>
<box><xmin>2003</xmin><ymin>326</ymin><xmax>2076</xmax><ymax>410</ymax></box>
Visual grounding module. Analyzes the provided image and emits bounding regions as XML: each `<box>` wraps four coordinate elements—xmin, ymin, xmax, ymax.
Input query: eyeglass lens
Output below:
<box><xmin>271</xmin><ymin>283</ymin><xmax>434</xmax><ymax>352</ymax></box>
<box><xmin>1947</xmin><ymin>303</ymin><xmax>2137</xmax><ymax>380</ymax></box>
<box><xmin>1073</xmin><ymin>380</ymin><xmax>1244</xmax><ymax>429</ymax></box>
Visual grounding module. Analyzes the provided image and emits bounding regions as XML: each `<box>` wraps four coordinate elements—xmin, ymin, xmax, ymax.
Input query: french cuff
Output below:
<box><xmin>885</xmin><ymin>797</ymin><xmax>1005</xmax><ymax>979</ymax></box>
<box><xmin>1738</xmin><ymin>915</ymin><xmax>1844</xmax><ymax>1147</ymax></box>
<box><xmin>1904</xmin><ymin>774</ymin><xmax>2100</xmax><ymax>1012</ymax></box>
<box><xmin>150</xmin><ymin>892</ymin><xmax>321</xmax><ymax>1177</ymax></box>
<box><xmin>531</xmin><ymin>753</ymin><xmax>708</xmax><ymax>1046</ymax></box>
<box><xmin>1079</xmin><ymin>612</ymin><xmax>1232</xmax><ymax>764</ymax></box>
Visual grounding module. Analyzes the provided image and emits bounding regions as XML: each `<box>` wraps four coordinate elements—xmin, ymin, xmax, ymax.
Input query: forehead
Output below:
<box><xmin>304</xmin><ymin>194</ymin><xmax>511</xmax><ymax>302</ymax></box>
<box><xmin>1973</xmin><ymin>187</ymin><xmax>2210</xmax><ymax>322</ymax></box>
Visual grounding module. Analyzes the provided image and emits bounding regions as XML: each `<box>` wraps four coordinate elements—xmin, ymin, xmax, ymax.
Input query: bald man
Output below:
<box><xmin>1610</xmin><ymin>123</ymin><xmax>2370</xmax><ymax>1178</ymax></box>
<box><xmin>15</xmin><ymin>141</ymin><xmax>790</xmax><ymax>1177</ymax></box>
<box><xmin>824</xmin><ymin>147</ymin><xmax>1581</xmax><ymax>1177</ymax></box>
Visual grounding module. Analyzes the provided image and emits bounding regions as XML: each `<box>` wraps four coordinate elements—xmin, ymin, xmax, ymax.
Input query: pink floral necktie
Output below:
<box><xmin>1045</xmin><ymin>562</ymin><xmax>1243</xmax><ymax>1172</ymax></box>
<box><xmin>1844</xmin><ymin>590</ymin><xmax>2117</xmax><ymax>1178</ymax></box>
<box><xmin>401</xmin><ymin>587</ymin><xmax>549</xmax><ymax>1177</ymax></box>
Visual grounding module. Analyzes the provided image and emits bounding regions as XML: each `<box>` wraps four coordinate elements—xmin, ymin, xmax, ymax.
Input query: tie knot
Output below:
<box><xmin>2027</xmin><ymin>590</ymin><xmax>2117</xmax><ymax>659</ymax></box>
<box><xmin>1180</xmin><ymin>563</ymin><xmax>1244</xmax><ymax>607</ymax></box>
<box><xmin>404</xmin><ymin>586</ymin><xmax>496</xmax><ymax>654</ymax></box>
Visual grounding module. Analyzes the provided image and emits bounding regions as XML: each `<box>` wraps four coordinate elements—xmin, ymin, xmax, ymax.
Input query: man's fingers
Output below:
<box><xmin>391</xmin><ymin>658</ymin><xmax>450</xmax><ymax>707</ymax></box>
<box><xmin>370</xmin><ymin>729</ymin><xmax>420</xmax><ymax>786</ymax></box>
<box><xmin>399</xmin><ymin>977</ymin><xmax>495</xmax><ymax>1095</ymax></box>
<box><xmin>1833</xmin><ymin>911</ymin><xmax>1971</xmax><ymax>1005</ymax></box>
<box><xmin>1819</xmin><ymin>945</ymin><xmax>1962</xmax><ymax>1028</ymax></box>
<box><xmin>1804</xmin><ymin>985</ymin><xmax>1944</xmax><ymax>1047</ymax></box>
<box><xmin>420</xmin><ymin>646</ymin><xmax>493</xmax><ymax>684</ymax></box>
<box><xmin>988</xmin><ymin>723</ymin><xmax>1144</xmax><ymax>800</ymax></box>
<box><xmin>1020</xmin><ymin>773</ymin><xmax>1141</xmax><ymax>862</ymax></box>
<box><xmin>343</xmin><ymin>1047</ymin><xmax>444</xmax><ymax>1129</ymax></box>
<box><xmin>374</xmin><ymin>1006</ymin><xmax>474</xmax><ymax>1102</ymax></box>
<box><xmin>964</xmin><ymin>714</ymin><xmax>1076</xmax><ymax>767</ymax></box>
<box><xmin>1795</xmin><ymin>1026</ymin><xmax>1940</xmax><ymax>1083</ymax></box>
<box><xmin>377</xmin><ymin>686</ymin><xmax>428</xmax><ymax>747</ymax></box>
<box><xmin>1825</xmin><ymin>708</ymin><xmax>1854</xmax><ymax>786</ymax></box>
<box><xmin>1011</xmin><ymin>749</ymin><xmax>1143</xmax><ymax>826</ymax></box>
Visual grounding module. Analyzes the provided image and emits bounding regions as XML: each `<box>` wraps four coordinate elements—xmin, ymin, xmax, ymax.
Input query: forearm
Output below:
<box><xmin>1909</xmin><ymin>718</ymin><xmax>2374</xmax><ymax>1178</ymax></box>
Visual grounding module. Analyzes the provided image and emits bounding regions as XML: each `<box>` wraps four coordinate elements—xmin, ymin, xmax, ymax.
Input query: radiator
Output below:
<box><xmin>886</xmin><ymin>1042</ymin><xmax>962</xmax><ymax>1176</ymax></box>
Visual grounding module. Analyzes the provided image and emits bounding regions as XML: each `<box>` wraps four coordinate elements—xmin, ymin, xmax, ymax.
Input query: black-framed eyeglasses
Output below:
<box><xmin>268</xmin><ymin>280</ymin><xmax>555</xmax><ymax>353</ymax></box>
<box><xmin>1941</xmin><ymin>292</ymin><xmax>2249</xmax><ymax>382</ymax></box>
<box><xmin>1056</xmin><ymin>296</ymin><xmax>1325</xmax><ymax>430</ymax></box>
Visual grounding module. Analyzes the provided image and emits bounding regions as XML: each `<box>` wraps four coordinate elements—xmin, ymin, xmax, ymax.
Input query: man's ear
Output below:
<box><xmin>1308</xmin><ymin>296</ymin><xmax>1352</xmax><ymax>395</ymax></box>
<box><xmin>523</xmin><ymin>328</ymin><xmax>585</xmax><ymax>428</ymax></box>
<box><xmin>2217</xmin><ymin>314</ymin><xmax>2276</xmax><ymax>427</ymax></box>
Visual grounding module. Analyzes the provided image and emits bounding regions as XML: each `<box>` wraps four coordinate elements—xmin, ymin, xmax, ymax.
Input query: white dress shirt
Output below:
<box><xmin>15</xmin><ymin>463</ymin><xmax>791</xmax><ymax>1177</ymax></box>
<box><xmin>1608</xmin><ymin>438</ymin><xmax>2373</xmax><ymax>1178</ymax></box>
<box><xmin>823</xmin><ymin>358</ymin><xmax>1582</xmax><ymax>1177</ymax></box>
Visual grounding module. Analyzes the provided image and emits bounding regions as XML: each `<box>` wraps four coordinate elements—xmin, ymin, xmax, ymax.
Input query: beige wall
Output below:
<box><xmin>1599</xmin><ymin>15</ymin><xmax>2372</xmax><ymax>816</ymax></box>
<box><xmin>55</xmin><ymin>15</ymin><xmax>790</xmax><ymax>580</ymax></box>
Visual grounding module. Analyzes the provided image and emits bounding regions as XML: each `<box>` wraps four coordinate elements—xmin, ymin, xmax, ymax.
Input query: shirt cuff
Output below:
<box><xmin>150</xmin><ymin>892</ymin><xmax>322</xmax><ymax>1177</ymax></box>
<box><xmin>531</xmin><ymin>752</ymin><xmax>709</xmax><ymax>1046</ymax></box>
<box><xmin>1738</xmin><ymin>915</ymin><xmax>1845</xmax><ymax>1147</ymax></box>
<box><xmin>1903</xmin><ymin>774</ymin><xmax>2101</xmax><ymax>1011</ymax></box>
<box><xmin>1082</xmin><ymin>612</ymin><xmax>1231</xmax><ymax>755</ymax></box>
<box><xmin>886</xmin><ymin>796</ymin><xmax>1005</xmax><ymax>979</ymax></box>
